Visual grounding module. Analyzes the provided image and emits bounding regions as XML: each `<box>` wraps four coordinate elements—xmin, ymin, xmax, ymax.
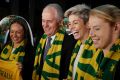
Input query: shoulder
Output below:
<box><xmin>62</xmin><ymin>33</ymin><xmax>76</xmax><ymax>49</ymax></box>
<box><xmin>64</xmin><ymin>33</ymin><xmax>76</xmax><ymax>43</ymax></box>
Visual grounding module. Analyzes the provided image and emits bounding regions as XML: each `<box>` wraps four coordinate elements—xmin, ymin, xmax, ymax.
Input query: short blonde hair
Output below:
<box><xmin>90</xmin><ymin>4</ymin><xmax>120</xmax><ymax>25</ymax></box>
<box><xmin>64</xmin><ymin>4</ymin><xmax>90</xmax><ymax>24</ymax></box>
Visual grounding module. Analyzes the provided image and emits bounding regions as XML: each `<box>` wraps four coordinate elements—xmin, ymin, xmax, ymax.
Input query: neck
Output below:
<box><xmin>81</xmin><ymin>31</ymin><xmax>89</xmax><ymax>44</ymax></box>
<box><xmin>13</xmin><ymin>43</ymin><xmax>19</xmax><ymax>48</ymax></box>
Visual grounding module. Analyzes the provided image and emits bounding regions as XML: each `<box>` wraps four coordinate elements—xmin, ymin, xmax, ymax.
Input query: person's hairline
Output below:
<box><xmin>43</xmin><ymin>4</ymin><xmax>63</xmax><ymax>22</ymax></box>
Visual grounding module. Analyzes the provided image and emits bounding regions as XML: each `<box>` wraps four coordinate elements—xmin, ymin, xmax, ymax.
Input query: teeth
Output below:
<box><xmin>68</xmin><ymin>31</ymin><xmax>78</xmax><ymax>35</ymax></box>
<box><xmin>68</xmin><ymin>32</ymin><xmax>73</xmax><ymax>35</ymax></box>
<box><xmin>93</xmin><ymin>39</ymin><xmax>98</xmax><ymax>43</ymax></box>
<box><xmin>72</xmin><ymin>31</ymin><xmax>78</xmax><ymax>34</ymax></box>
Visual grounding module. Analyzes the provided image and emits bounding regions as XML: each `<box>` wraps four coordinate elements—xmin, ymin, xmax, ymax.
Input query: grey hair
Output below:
<box><xmin>44</xmin><ymin>3</ymin><xmax>64</xmax><ymax>22</ymax></box>
<box><xmin>64</xmin><ymin>4</ymin><xmax>90</xmax><ymax>24</ymax></box>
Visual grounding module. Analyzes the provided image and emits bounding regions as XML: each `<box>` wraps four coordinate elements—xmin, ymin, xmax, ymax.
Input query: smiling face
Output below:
<box><xmin>88</xmin><ymin>15</ymin><xmax>114</xmax><ymax>49</ymax></box>
<box><xmin>68</xmin><ymin>14</ymin><xmax>88</xmax><ymax>40</ymax></box>
<box><xmin>10</xmin><ymin>22</ymin><xmax>24</xmax><ymax>45</ymax></box>
<box><xmin>42</xmin><ymin>7</ymin><xmax>59</xmax><ymax>37</ymax></box>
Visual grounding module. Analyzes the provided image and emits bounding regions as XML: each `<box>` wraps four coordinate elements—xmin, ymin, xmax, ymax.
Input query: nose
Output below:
<box><xmin>13</xmin><ymin>32</ymin><xmax>17</xmax><ymax>37</ymax></box>
<box><xmin>89</xmin><ymin>30</ymin><xmax>95</xmax><ymax>37</ymax></box>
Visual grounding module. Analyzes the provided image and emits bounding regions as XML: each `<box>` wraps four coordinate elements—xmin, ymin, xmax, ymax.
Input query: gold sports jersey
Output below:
<box><xmin>0</xmin><ymin>60</ymin><xmax>22</xmax><ymax>80</ymax></box>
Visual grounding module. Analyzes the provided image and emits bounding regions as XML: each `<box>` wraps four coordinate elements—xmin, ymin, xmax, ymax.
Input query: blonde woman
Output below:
<box><xmin>88</xmin><ymin>4</ymin><xmax>120</xmax><ymax>80</ymax></box>
<box><xmin>64</xmin><ymin>4</ymin><xmax>97</xmax><ymax>80</ymax></box>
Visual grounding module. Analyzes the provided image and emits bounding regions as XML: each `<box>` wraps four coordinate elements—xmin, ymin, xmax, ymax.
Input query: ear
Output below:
<box><xmin>117</xmin><ymin>22</ymin><xmax>120</xmax><ymax>32</ymax></box>
<box><xmin>114</xmin><ymin>22</ymin><xmax>120</xmax><ymax>32</ymax></box>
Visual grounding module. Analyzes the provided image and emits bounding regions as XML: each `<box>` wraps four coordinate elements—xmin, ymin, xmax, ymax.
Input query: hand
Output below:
<box><xmin>16</xmin><ymin>62</ymin><xmax>23</xmax><ymax>80</ymax></box>
<box><xmin>16</xmin><ymin>62</ymin><xmax>23</xmax><ymax>71</ymax></box>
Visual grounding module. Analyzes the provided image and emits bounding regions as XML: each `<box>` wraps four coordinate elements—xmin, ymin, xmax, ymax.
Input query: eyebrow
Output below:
<box><xmin>88</xmin><ymin>24</ymin><xmax>99</xmax><ymax>29</ymax></box>
<box><xmin>69</xmin><ymin>19</ymin><xmax>80</xmax><ymax>23</ymax></box>
<box><xmin>92</xmin><ymin>25</ymin><xmax>101</xmax><ymax>29</ymax></box>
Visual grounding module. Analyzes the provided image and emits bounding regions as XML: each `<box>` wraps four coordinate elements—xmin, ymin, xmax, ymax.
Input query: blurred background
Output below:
<box><xmin>0</xmin><ymin>0</ymin><xmax>120</xmax><ymax>38</ymax></box>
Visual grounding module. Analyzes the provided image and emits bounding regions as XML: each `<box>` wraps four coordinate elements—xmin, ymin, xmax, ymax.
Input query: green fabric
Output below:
<box><xmin>75</xmin><ymin>38</ymin><xmax>120</xmax><ymax>80</ymax></box>
<box><xmin>32</xmin><ymin>30</ymin><xmax>65</xmax><ymax>80</ymax></box>
<box><xmin>67</xmin><ymin>40</ymin><xmax>82</xmax><ymax>78</ymax></box>
<box><xmin>0</xmin><ymin>35</ymin><xmax>5</xmax><ymax>50</ymax></box>
<box><xmin>0</xmin><ymin>40</ymin><xmax>25</xmax><ymax>62</ymax></box>
<box><xmin>67</xmin><ymin>37</ymin><xmax>96</xmax><ymax>80</ymax></box>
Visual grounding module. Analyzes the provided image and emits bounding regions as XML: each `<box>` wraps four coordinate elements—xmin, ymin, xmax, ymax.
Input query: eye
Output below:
<box><xmin>17</xmin><ymin>31</ymin><xmax>22</xmax><ymax>34</ymax></box>
<box><xmin>73</xmin><ymin>21</ymin><xmax>79</xmax><ymax>25</ymax></box>
<box><xmin>73</xmin><ymin>22</ymin><xmax>78</xmax><ymax>25</ymax></box>
<box><xmin>68</xmin><ymin>23</ymin><xmax>71</xmax><ymax>26</ymax></box>
<box><xmin>42</xmin><ymin>20</ymin><xmax>45</xmax><ymax>23</ymax></box>
<box><xmin>87</xmin><ymin>27</ymin><xmax>91</xmax><ymax>31</ymax></box>
<box><xmin>93</xmin><ymin>26</ymin><xmax>101</xmax><ymax>31</ymax></box>
<box><xmin>95</xmin><ymin>27</ymin><xmax>100</xmax><ymax>30</ymax></box>
<box><xmin>10</xmin><ymin>30</ymin><xmax>14</xmax><ymax>33</ymax></box>
<box><xmin>47</xmin><ymin>20</ymin><xmax>53</xmax><ymax>23</ymax></box>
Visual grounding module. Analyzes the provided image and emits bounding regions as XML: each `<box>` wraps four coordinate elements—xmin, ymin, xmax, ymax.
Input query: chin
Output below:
<box><xmin>74</xmin><ymin>36</ymin><xmax>80</xmax><ymax>40</ymax></box>
<box><xmin>94</xmin><ymin>43</ymin><xmax>100</xmax><ymax>48</ymax></box>
<box><xmin>74</xmin><ymin>37</ymin><xmax>79</xmax><ymax>40</ymax></box>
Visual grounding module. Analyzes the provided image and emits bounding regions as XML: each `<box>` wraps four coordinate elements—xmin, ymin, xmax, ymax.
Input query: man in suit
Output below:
<box><xmin>32</xmin><ymin>3</ymin><xmax>76</xmax><ymax>80</ymax></box>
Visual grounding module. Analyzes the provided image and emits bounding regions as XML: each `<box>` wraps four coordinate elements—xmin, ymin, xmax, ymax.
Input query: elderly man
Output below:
<box><xmin>32</xmin><ymin>3</ymin><xmax>76</xmax><ymax>80</ymax></box>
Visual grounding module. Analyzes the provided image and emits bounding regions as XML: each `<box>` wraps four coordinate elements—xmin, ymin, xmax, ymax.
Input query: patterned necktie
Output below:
<box><xmin>43</xmin><ymin>37</ymin><xmax>52</xmax><ymax>61</ymax></box>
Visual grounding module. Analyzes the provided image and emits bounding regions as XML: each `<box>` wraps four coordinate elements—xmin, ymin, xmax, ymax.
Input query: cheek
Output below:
<box><xmin>76</xmin><ymin>26</ymin><xmax>80</xmax><ymax>30</ymax></box>
<box><xmin>51</xmin><ymin>24</ymin><xmax>57</xmax><ymax>30</ymax></box>
<box><xmin>103</xmin><ymin>32</ymin><xmax>112</xmax><ymax>44</ymax></box>
<box><xmin>98</xmin><ymin>31</ymin><xmax>111</xmax><ymax>46</ymax></box>
<box><xmin>10</xmin><ymin>33</ymin><xmax>14</xmax><ymax>38</ymax></box>
<box><xmin>21</xmin><ymin>33</ymin><xmax>25</xmax><ymax>38</ymax></box>
<box><xmin>17</xmin><ymin>33</ymin><xmax>24</xmax><ymax>39</ymax></box>
<box><xmin>103</xmin><ymin>29</ymin><xmax>111</xmax><ymax>38</ymax></box>
<box><xmin>79</xmin><ymin>27</ymin><xmax>84</xmax><ymax>34</ymax></box>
